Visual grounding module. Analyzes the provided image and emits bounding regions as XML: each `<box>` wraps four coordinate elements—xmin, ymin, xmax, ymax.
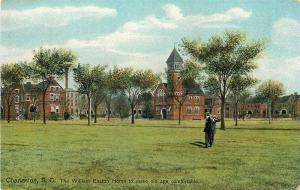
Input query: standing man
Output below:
<box><xmin>203</xmin><ymin>114</ymin><xmax>212</xmax><ymax>148</ymax></box>
<box><xmin>210</xmin><ymin>116</ymin><xmax>219</xmax><ymax>147</ymax></box>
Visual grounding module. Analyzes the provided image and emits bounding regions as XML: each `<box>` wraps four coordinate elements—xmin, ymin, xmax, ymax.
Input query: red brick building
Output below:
<box><xmin>1</xmin><ymin>80</ymin><xmax>65</xmax><ymax>121</ymax></box>
<box><xmin>153</xmin><ymin>48</ymin><xmax>205</xmax><ymax>120</ymax></box>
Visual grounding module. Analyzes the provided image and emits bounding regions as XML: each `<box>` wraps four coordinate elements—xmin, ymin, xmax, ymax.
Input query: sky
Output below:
<box><xmin>1</xmin><ymin>0</ymin><xmax>300</xmax><ymax>94</ymax></box>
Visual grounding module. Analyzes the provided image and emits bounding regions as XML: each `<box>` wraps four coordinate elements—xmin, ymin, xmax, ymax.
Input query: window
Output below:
<box><xmin>50</xmin><ymin>93</ymin><xmax>54</xmax><ymax>101</ymax></box>
<box><xmin>15</xmin><ymin>105</ymin><xmax>19</xmax><ymax>111</ymax></box>
<box><xmin>15</xmin><ymin>89</ymin><xmax>19</xmax><ymax>94</ymax></box>
<box><xmin>156</xmin><ymin>107</ymin><xmax>160</xmax><ymax>113</ymax></box>
<box><xmin>195</xmin><ymin>106</ymin><xmax>200</xmax><ymax>113</ymax></box>
<box><xmin>25</xmin><ymin>95</ymin><xmax>30</xmax><ymax>101</ymax></box>
<box><xmin>195</xmin><ymin>96</ymin><xmax>200</xmax><ymax>102</ymax></box>
<box><xmin>55</xmin><ymin>106</ymin><xmax>59</xmax><ymax>113</ymax></box>
<box><xmin>15</xmin><ymin>95</ymin><xmax>19</xmax><ymax>103</ymax></box>
<box><xmin>56</xmin><ymin>87</ymin><xmax>59</xmax><ymax>91</ymax></box>
<box><xmin>189</xmin><ymin>96</ymin><xmax>193</xmax><ymax>100</ymax></box>
<box><xmin>187</xmin><ymin>106</ymin><xmax>192</xmax><ymax>114</ymax></box>
<box><xmin>55</xmin><ymin>94</ymin><xmax>60</xmax><ymax>101</ymax></box>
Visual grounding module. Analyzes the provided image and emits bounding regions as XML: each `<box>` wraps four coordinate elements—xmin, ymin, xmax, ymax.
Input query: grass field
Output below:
<box><xmin>1</xmin><ymin>119</ymin><xmax>300</xmax><ymax>190</ymax></box>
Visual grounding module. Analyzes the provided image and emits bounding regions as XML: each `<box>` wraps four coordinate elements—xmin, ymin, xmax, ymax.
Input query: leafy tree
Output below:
<box><xmin>1</xmin><ymin>63</ymin><xmax>28</xmax><ymax>123</ymax></box>
<box><xmin>103</xmin><ymin>67</ymin><xmax>123</xmax><ymax>121</ymax></box>
<box><xmin>256</xmin><ymin>79</ymin><xmax>285</xmax><ymax>124</ymax></box>
<box><xmin>181</xmin><ymin>30</ymin><xmax>265</xmax><ymax>129</ymax></box>
<box><xmin>228</xmin><ymin>75</ymin><xmax>257</xmax><ymax>126</ymax></box>
<box><xmin>73</xmin><ymin>64</ymin><xmax>106</xmax><ymax>126</ymax></box>
<box><xmin>167</xmin><ymin>60</ymin><xmax>203</xmax><ymax>124</ymax></box>
<box><xmin>30</xmin><ymin>48</ymin><xmax>77</xmax><ymax>124</ymax></box>
<box><xmin>112</xmin><ymin>93</ymin><xmax>130</xmax><ymax>120</ymax></box>
<box><xmin>119</xmin><ymin>68</ymin><xmax>159</xmax><ymax>124</ymax></box>
<box><xmin>140</xmin><ymin>92</ymin><xmax>153</xmax><ymax>119</ymax></box>
<box><xmin>287</xmin><ymin>93</ymin><xmax>298</xmax><ymax>119</ymax></box>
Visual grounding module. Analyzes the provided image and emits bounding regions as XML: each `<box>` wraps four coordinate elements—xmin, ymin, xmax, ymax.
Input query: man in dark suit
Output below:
<box><xmin>203</xmin><ymin>115</ymin><xmax>213</xmax><ymax>148</ymax></box>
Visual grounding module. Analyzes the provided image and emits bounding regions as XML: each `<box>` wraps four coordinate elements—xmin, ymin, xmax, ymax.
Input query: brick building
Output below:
<box><xmin>1</xmin><ymin>80</ymin><xmax>65</xmax><ymax>121</ymax></box>
<box><xmin>153</xmin><ymin>48</ymin><xmax>205</xmax><ymax>120</ymax></box>
<box><xmin>66</xmin><ymin>88</ymin><xmax>80</xmax><ymax>117</ymax></box>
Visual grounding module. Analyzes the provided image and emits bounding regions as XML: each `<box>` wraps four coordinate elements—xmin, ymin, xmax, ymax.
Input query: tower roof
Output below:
<box><xmin>166</xmin><ymin>48</ymin><xmax>183</xmax><ymax>64</ymax></box>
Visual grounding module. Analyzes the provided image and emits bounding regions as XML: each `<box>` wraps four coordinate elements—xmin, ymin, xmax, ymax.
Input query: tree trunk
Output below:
<box><xmin>220</xmin><ymin>96</ymin><xmax>225</xmax><ymax>130</ymax></box>
<box><xmin>131</xmin><ymin>105</ymin><xmax>135</xmax><ymax>124</ymax></box>
<box><xmin>88</xmin><ymin>96</ymin><xmax>91</xmax><ymax>126</ymax></box>
<box><xmin>94</xmin><ymin>104</ymin><xmax>97</xmax><ymax>123</ymax></box>
<box><xmin>33</xmin><ymin>110</ymin><xmax>36</xmax><ymax>122</ymax></box>
<box><xmin>43</xmin><ymin>90</ymin><xmax>46</xmax><ymax>124</ymax></box>
<box><xmin>178</xmin><ymin>102</ymin><xmax>182</xmax><ymax>125</ymax></box>
<box><xmin>235</xmin><ymin>101</ymin><xmax>238</xmax><ymax>126</ymax></box>
<box><xmin>7</xmin><ymin>101</ymin><xmax>10</xmax><ymax>123</ymax></box>
<box><xmin>107</xmin><ymin>105</ymin><xmax>111</xmax><ymax>121</ymax></box>
<box><xmin>268</xmin><ymin>100</ymin><xmax>271</xmax><ymax>124</ymax></box>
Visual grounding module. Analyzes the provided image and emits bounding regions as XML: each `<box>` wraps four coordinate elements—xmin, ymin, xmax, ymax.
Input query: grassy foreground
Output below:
<box><xmin>1</xmin><ymin>119</ymin><xmax>300</xmax><ymax>190</ymax></box>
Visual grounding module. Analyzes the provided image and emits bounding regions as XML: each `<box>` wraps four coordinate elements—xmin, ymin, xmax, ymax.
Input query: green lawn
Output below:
<box><xmin>1</xmin><ymin>119</ymin><xmax>300</xmax><ymax>190</ymax></box>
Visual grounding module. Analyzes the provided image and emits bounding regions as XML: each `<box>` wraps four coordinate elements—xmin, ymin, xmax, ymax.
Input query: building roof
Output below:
<box><xmin>23</xmin><ymin>82</ymin><xmax>36</xmax><ymax>92</ymax></box>
<box><xmin>166</xmin><ymin>48</ymin><xmax>183</xmax><ymax>64</ymax></box>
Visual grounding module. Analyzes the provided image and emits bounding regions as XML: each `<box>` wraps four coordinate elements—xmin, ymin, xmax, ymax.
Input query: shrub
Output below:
<box><xmin>64</xmin><ymin>112</ymin><xmax>70</xmax><ymax>120</ymax></box>
<box><xmin>48</xmin><ymin>113</ymin><xmax>60</xmax><ymax>121</ymax></box>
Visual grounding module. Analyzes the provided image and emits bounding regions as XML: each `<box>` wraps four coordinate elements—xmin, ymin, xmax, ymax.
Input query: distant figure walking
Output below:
<box><xmin>203</xmin><ymin>114</ymin><xmax>213</xmax><ymax>148</ymax></box>
<box><xmin>210</xmin><ymin>116</ymin><xmax>219</xmax><ymax>146</ymax></box>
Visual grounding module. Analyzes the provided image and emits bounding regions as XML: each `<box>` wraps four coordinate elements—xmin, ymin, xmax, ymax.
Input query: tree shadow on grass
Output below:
<box><xmin>1</xmin><ymin>143</ymin><xmax>29</xmax><ymax>146</ymax></box>
<box><xmin>190</xmin><ymin>141</ymin><xmax>207</xmax><ymax>148</ymax></box>
<box><xmin>227</xmin><ymin>127</ymin><xmax>300</xmax><ymax>131</ymax></box>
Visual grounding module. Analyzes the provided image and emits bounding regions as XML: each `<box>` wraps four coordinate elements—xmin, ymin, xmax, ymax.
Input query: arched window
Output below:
<box><xmin>15</xmin><ymin>95</ymin><xmax>19</xmax><ymax>103</ymax></box>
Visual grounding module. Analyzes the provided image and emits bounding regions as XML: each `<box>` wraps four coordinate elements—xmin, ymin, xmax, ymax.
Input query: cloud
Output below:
<box><xmin>0</xmin><ymin>46</ymin><xmax>33</xmax><ymax>64</ymax></box>
<box><xmin>272</xmin><ymin>18</ymin><xmax>300</xmax><ymax>51</ymax></box>
<box><xmin>255</xmin><ymin>56</ymin><xmax>300</xmax><ymax>94</ymax></box>
<box><xmin>179</xmin><ymin>7</ymin><xmax>251</xmax><ymax>28</ymax></box>
<box><xmin>1</xmin><ymin>6</ymin><xmax>117</xmax><ymax>31</ymax></box>
<box><xmin>47</xmin><ymin>5</ymin><xmax>251</xmax><ymax>51</ymax></box>
<box><xmin>163</xmin><ymin>4</ymin><xmax>183</xmax><ymax>20</ymax></box>
<box><xmin>1</xmin><ymin>4</ymin><xmax>253</xmax><ymax>75</ymax></box>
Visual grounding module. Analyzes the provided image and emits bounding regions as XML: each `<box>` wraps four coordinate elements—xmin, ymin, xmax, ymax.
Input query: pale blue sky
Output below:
<box><xmin>1</xmin><ymin>0</ymin><xmax>299</xmax><ymax>94</ymax></box>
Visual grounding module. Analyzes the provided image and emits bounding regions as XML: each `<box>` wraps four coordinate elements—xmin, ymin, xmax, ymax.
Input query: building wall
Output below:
<box><xmin>153</xmin><ymin>86</ymin><xmax>205</xmax><ymax>120</ymax></box>
<box><xmin>2</xmin><ymin>81</ymin><xmax>66</xmax><ymax>121</ymax></box>
<box><xmin>37</xmin><ymin>84</ymin><xmax>65</xmax><ymax>119</ymax></box>
<box><xmin>66</xmin><ymin>89</ymin><xmax>80</xmax><ymax>116</ymax></box>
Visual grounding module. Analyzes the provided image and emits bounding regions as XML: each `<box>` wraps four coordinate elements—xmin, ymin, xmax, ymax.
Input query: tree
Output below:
<box><xmin>30</xmin><ymin>48</ymin><xmax>77</xmax><ymax>124</ymax></box>
<box><xmin>1</xmin><ymin>63</ymin><xmax>27</xmax><ymax>123</ymax></box>
<box><xmin>228</xmin><ymin>75</ymin><xmax>257</xmax><ymax>126</ymax></box>
<box><xmin>237</xmin><ymin>91</ymin><xmax>252</xmax><ymax>120</ymax></box>
<box><xmin>256</xmin><ymin>79</ymin><xmax>285</xmax><ymax>124</ymax></box>
<box><xmin>140</xmin><ymin>92</ymin><xmax>153</xmax><ymax>119</ymax></box>
<box><xmin>287</xmin><ymin>93</ymin><xmax>298</xmax><ymax>119</ymax></box>
<box><xmin>112</xmin><ymin>92</ymin><xmax>130</xmax><ymax>120</ymax></box>
<box><xmin>120</xmin><ymin>68</ymin><xmax>159</xmax><ymax>124</ymax></box>
<box><xmin>181</xmin><ymin>30</ymin><xmax>265</xmax><ymax>130</ymax></box>
<box><xmin>167</xmin><ymin>60</ymin><xmax>203</xmax><ymax>124</ymax></box>
<box><xmin>103</xmin><ymin>67</ymin><xmax>123</xmax><ymax>121</ymax></box>
<box><xmin>73</xmin><ymin>64</ymin><xmax>106</xmax><ymax>126</ymax></box>
<box><xmin>91</xmin><ymin>87</ymin><xmax>105</xmax><ymax>123</ymax></box>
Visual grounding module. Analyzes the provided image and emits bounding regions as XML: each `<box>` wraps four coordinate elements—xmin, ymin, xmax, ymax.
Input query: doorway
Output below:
<box><xmin>161</xmin><ymin>108</ymin><xmax>167</xmax><ymax>119</ymax></box>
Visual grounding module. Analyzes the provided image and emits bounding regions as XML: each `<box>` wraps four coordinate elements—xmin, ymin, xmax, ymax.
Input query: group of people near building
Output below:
<box><xmin>203</xmin><ymin>113</ymin><xmax>219</xmax><ymax>148</ymax></box>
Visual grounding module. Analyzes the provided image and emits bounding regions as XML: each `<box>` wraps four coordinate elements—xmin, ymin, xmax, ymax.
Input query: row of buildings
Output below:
<box><xmin>1</xmin><ymin>48</ymin><xmax>300</xmax><ymax>121</ymax></box>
